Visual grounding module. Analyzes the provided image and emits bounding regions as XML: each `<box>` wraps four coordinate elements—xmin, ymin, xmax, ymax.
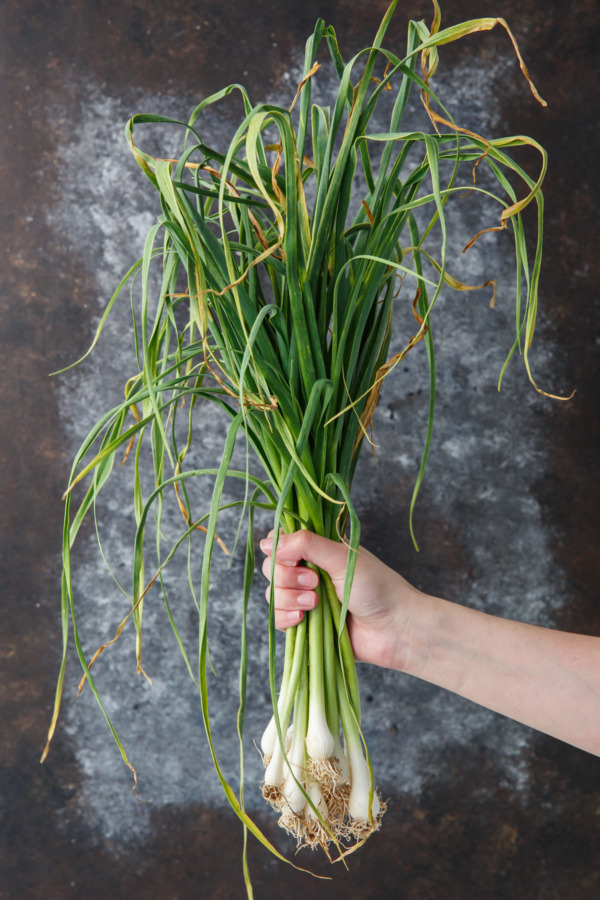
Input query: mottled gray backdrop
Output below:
<box><xmin>1</xmin><ymin>1</ymin><xmax>599</xmax><ymax>898</ymax></box>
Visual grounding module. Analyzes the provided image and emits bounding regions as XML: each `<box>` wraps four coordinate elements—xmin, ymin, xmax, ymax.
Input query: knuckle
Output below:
<box><xmin>280</xmin><ymin>566</ymin><xmax>294</xmax><ymax>588</ymax></box>
<box><xmin>276</xmin><ymin>609</ymin><xmax>303</xmax><ymax>630</ymax></box>
<box><xmin>296</xmin><ymin>529</ymin><xmax>312</xmax><ymax>557</ymax></box>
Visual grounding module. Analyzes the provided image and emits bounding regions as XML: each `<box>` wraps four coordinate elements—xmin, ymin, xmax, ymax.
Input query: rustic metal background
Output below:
<box><xmin>1</xmin><ymin>1</ymin><xmax>599</xmax><ymax>897</ymax></box>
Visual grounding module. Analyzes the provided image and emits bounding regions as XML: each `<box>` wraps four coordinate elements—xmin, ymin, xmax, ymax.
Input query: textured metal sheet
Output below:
<box><xmin>1</xmin><ymin>1</ymin><xmax>598</xmax><ymax>897</ymax></box>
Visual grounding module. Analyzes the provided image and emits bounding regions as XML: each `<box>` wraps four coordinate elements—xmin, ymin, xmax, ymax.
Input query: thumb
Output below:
<box><xmin>260</xmin><ymin>530</ymin><xmax>349</xmax><ymax>578</ymax></box>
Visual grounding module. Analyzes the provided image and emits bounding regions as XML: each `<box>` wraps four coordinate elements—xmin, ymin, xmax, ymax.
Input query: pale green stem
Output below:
<box><xmin>305</xmin><ymin>576</ymin><xmax>334</xmax><ymax>759</ymax></box>
<box><xmin>322</xmin><ymin>571</ymin><xmax>361</xmax><ymax>721</ymax></box>
<box><xmin>276</xmin><ymin>614</ymin><xmax>307</xmax><ymax>739</ymax></box>
<box><xmin>322</xmin><ymin>594</ymin><xmax>340</xmax><ymax>736</ymax></box>
<box><xmin>282</xmin><ymin>646</ymin><xmax>309</xmax><ymax>815</ymax></box>
<box><xmin>336</xmin><ymin>657</ymin><xmax>362</xmax><ymax>756</ymax></box>
<box><xmin>261</xmin><ymin>624</ymin><xmax>297</xmax><ymax>756</ymax></box>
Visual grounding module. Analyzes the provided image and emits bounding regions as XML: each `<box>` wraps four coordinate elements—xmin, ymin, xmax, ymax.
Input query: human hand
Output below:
<box><xmin>260</xmin><ymin>530</ymin><xmax>427</xmax><ymax>671</ymax></box>
<box><xmin>262</xmin><ymin>533</ymin><xmax>600</xmax><ymax>756</ymax></box>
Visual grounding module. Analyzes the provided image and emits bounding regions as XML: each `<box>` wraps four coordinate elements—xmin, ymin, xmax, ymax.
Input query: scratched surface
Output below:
<box><xmin>1</xmin><ymin>1</ymin><xmax>599</xmax><ymax>898</ymax></box>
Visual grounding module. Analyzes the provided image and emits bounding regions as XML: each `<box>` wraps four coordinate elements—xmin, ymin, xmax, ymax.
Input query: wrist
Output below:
<box><xmin>394</xmin><ymin>588</ymin><xmax>439</xmax><ymax>678</ymax></box>
<box><xmin>377</xmin><ymin>581</ymin><xmax>440</xmax><ymax>676</ymax></box>
<box><xmin>404</xmin><ymin>595</ymin><xmax>494</xmax><ymax>696</ymax></box>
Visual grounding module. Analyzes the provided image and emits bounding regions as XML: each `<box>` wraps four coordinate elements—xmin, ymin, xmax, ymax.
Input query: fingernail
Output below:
<box><xmin>297</xmin><ymin>570</ymin><xmax>318</xmax><ymax>588</ymax></box>
<box><xmin>297</xmin><ymin>592</ymin><xmax>316</xmax><ymax>609</ymax></box>
<box><xmin>260</xmin><ymin>538</ymin><xmax>273</xmax><ymax>551</ymax></box>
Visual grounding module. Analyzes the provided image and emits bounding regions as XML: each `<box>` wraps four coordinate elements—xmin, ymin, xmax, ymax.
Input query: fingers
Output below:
<box><xmin>261</xmin><ymin>555</ymin><xmax>319</xmax><ymax>589</ymax></box>
<box><xmin>261</xmin><ymin>529</ymin><xmax>299</xmax><ymax>567</ymax></box>
<box><xmin>259</xmin><ymin>530</ymin><xmax>348</xmax><ymax>578</ymax></box>
<box><xmin>259</xmin><ymin>530</ymin><xmax>348</xmax><ymax>631</ymax></box>
<box><xmin>266</xmin><ymin>586</ymin><xmax>318</xmax><ymax>630</ymax></box>
<box><xmin>272</xmin><ymin>607</ymin><xmax>306</xmax><ymax>629</ymax></box>
<box><xmin>262</xmin><ymin>554</ymin><xmax>319</xmax><ymax>630</ymax></box>
<box><xmin>265</xmin><ymin>583</ymin><xmax>318</xmax><ymax>612</ymax></box>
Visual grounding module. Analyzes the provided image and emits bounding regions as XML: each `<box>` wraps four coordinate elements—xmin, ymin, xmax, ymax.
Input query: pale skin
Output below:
<box><xmin>260</xmin><ymin>530</ymin><xmax>600</xmax><ymax>757</ymax></box>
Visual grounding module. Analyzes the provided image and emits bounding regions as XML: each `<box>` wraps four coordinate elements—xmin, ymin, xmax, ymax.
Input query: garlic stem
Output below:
<box><xmin>306</xmin><ymin>577</ymin><xmax>334</xmax><ymax>761</ymax></box>
<box><xmin>305</xmin><ymin>778</ymin><xmax>327</xmax><ymax>822</ymax></box>
<box><xmin>261</xmin><ymin>625</ymin><xmax>296</xmax><ymax>755</ymax></box>
<box><xmin>282</xmin><ymin>655</ymin><xmax>309</xmax><ymax>817</ymax></box>
<box><xmin>306</xmin><ymin>698</ymin><xmax>335</xmax><ymax>761</ymax></box>
<box><xmin>346</xmin><ymin>739</ymin><xmax>380</xmax><ymax>822</ymax></box>
<box><xmin>336</xmin><ymin>659</ymin><xmax>379</xmax><ymax>822</ymax></box>
<box><xmin>332</xmin><ymin>731</ymin><xmax>350</xmax><ymax>784</ymax></box>
<box><xmin>264</xmin><ymin>732</ymin><xmax>285</xmax><ymax>788</ymax></box>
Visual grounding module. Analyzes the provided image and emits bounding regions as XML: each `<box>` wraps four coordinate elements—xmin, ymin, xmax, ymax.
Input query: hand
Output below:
<box><xmin>261</xmin><ymin>531</ymin><xmax>600</xmax><ymax>755</ymax></box>
<box><xmin>260</xmin><ymin>530</ymin><xmax>427</xmax><ymax>671</ymax></box>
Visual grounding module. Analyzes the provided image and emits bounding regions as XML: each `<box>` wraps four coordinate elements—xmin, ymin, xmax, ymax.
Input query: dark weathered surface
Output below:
<box><xmin>1</xmin><ymin>1</ymin><xmax>599</xmax><ymax>898</ymax></box>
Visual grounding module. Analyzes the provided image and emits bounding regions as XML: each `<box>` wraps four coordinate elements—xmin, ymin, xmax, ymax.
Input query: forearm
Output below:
<box><xmin>401</xmin><ymin>592</ymin><xmax>600</xmax><ymax>756</ymax></box>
